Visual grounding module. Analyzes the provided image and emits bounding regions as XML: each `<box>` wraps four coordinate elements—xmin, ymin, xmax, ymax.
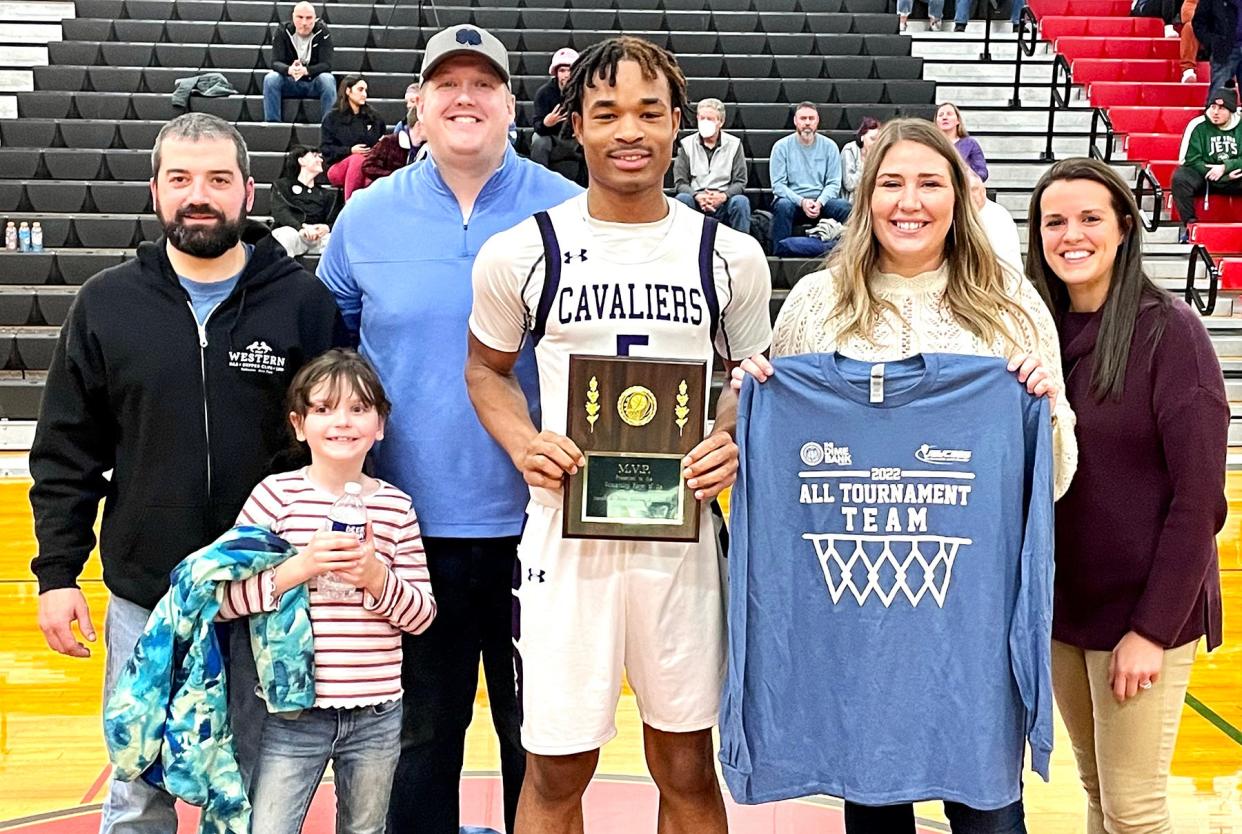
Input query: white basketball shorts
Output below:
<box><xmin>514</xmin><ymin>500</ymin><xmax>727</xmax><ymax>755</ymax></box>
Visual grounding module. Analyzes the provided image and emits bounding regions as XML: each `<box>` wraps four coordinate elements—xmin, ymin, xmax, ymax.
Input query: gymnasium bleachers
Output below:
<box><xmin>0</xmin><ymin>0</ymin><xmax>938</xmax><ymax>419</ymax></box>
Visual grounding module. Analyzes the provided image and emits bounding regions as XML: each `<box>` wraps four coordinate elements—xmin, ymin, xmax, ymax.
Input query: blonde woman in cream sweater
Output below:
<box><xmin>731</xmin><ymin>118</ymin><xmax>1077</xmax><ymax>833</ymax></box>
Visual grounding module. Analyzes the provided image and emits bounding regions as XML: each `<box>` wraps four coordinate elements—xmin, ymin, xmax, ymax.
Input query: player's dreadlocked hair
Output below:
<box><xmin>561</xmin><ymin>36</ymin><xmax>688</xmax><ymax>122</ymax></box>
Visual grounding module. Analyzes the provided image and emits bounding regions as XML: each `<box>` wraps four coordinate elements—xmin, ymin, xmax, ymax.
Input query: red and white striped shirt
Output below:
<box><xmin>218</xmin><ymin>469</ymin><xmax>436</xmax><ymax>708</ymax></box>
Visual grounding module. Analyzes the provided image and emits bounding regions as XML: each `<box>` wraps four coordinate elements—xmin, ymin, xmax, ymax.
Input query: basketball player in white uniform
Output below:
<box><xmin>466</xmin><ymin>36</ymin><xmax>772</xmax><ymax>833</ymax></box>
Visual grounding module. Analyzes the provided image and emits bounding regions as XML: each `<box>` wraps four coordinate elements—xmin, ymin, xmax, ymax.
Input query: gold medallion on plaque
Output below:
<box><xmin>617</xmin><ymin>385</ymin><xmax>657</xmax><ymax>427</ymax></box>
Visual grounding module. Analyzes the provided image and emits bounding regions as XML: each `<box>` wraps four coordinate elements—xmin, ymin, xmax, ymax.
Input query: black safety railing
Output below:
<box><xmin>1041</xmin><ymin>53</ymin><xmax>1072</xmax><ymax>161</ymax></box>
<box><xmin>1009</xmin><ymin>3</ymin><xmax>1039</xmax><ymax>107</ymax></box>
<box><xmin>980</xmin><ymin>0</ymin><xmax>1001</xmax><ymax>62</ymax></box>
<box><xmin>1185</xmin><ymin>244</ymin><xmax>1220</xmax><ymax>315</ymax></box>
<box><xmin>1088</xmin><ymin>107</ymin><xmax>1115</xmax><ymax>162</ymax></box>
<box><xmin>1134</xmin><ymin>164</ymin><xmax>1163</xmax><ymax>233</ymax></box>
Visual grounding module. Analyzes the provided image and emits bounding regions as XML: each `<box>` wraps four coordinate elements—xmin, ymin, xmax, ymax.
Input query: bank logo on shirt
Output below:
<box><xmin>800</xmin><ymin>441</ymin><xmax>852</xmax><ymax>467</ymax></box>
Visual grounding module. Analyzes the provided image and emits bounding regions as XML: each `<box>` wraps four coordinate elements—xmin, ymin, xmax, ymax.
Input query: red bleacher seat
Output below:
<box><xmin>1072</xmin><ymin>59</ymin><xmax>1181</xmax><ymax>85</ymax></box>
<box><xmin>1149</xmin><ymin>160</ymin><xmax>1178</xmax><ymax>188</ymax></box>
<box><xmin>1089</xmin><ymin>81</ymin><xmax>1211</xmax><ymax>107</ymax></box>
<box><xmin>1218</xmin><ymin>258</ymin><xmax>1242</xmax><ymax>290</ymax></box>
<box><xmin>1189</xmin><ymin>223</ymin><xmax>1242</xmax><ymax>252</ymax></box>
<box><xmin>1125</xmin><ymin>132</ymin><xmax>1182</xmax><ymax>160</ymax></box>
<box><xmin>1028</xmin><ymin>0</ymin><xmax>1131</xmax><ymax>18</ymax></box>
<box><xmin>1040</xmin><ymin>15</ymin><xmax>1164</xmax><ymax>38</ymax></box>
<box><xmin>1169</xmin><ymin>193</ymin><xmax>1242</xmax><ymax>223</ymax></box>
<box><xmin>1106</xmin><ymin>106</ymin><xmax>1199</xmax><ymax>135</ymax></box>
<box><xmin>1054</xmin><ymin>37</ymin><xmax>1180</xmax><ymax>61</ymax></box>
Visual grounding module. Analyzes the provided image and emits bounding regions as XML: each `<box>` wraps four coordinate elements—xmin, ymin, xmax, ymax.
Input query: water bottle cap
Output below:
<box><xmin>344</xmin><ymin>482</ymin><xmax>362</xmax><ymax>495</ymax></box>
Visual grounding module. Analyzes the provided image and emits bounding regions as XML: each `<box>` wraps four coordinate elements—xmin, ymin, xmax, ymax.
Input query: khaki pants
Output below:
<box><xmin>1050</xmin><ymin>638</ymin><xmax>1198</xmax><ymax>834</ymax></box>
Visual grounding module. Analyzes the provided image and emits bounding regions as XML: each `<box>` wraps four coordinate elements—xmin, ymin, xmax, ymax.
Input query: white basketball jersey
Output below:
<box><xmin>471</xmin><ymin>193</ymin><xmax>773</xmax><ymax>505</ymax></box>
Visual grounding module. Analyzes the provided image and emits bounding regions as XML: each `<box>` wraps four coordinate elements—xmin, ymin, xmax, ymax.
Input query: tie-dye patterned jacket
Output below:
<box><xmin>103</xmin><ymin>525</ymin><xmax>315</xmax><ymax>834</ymax></box>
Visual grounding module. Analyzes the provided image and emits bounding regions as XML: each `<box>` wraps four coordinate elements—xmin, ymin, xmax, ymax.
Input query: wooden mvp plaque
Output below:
<box><xmin>563</xmin><ymin>354</ymin><xmax>707</xmax><ymax>542</ymax></box>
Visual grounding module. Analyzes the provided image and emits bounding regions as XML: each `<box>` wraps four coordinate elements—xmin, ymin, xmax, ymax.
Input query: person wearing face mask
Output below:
<box><xmin>769</xmin><ymin>102</ymin><xmax>854</xmax><ymax>251</ymax></box>
<box><xmin>672</xmin><ymin>97</ymin><xmax>752</xmax><ymax>232</ymax></box>
<box><xmin>1171</xmin><ymin>88</ymin><xmax>1242</xmax><ymax>242</ymax></box>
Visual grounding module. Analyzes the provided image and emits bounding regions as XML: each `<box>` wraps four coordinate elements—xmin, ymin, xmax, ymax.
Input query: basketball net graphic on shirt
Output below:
<box><xmin>803</xmin><ymin>533</ymin><xmax>972</xmax><ymax>608</ymax></box>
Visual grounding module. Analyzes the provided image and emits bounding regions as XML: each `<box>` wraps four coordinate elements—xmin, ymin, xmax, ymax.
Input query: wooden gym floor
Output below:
<box><xmin>0</xmin><ymin>477</ymin><xmax>1237</xmax><ymax>832</ymax></box>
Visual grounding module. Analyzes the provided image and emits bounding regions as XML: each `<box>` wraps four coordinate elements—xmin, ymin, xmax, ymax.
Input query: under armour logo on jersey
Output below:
<box><xmin>563</xmin><ymin>248</ymin><xmax>588</xmax><ymax>264</ymax></box>
<box><xmin>527</xmin><ymin>568</ymin><xmax>547</xmax><ymax>583</ymax></box>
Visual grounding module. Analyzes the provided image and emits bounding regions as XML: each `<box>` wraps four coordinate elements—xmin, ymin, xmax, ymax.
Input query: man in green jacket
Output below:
<box><xmin>1172</xmin><ymin>88</ymin><xmax>1242</xmax><ymax>240</ymax></box>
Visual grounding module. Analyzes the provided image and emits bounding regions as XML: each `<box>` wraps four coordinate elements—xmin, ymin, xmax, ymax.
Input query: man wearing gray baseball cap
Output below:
<box><xmin>315</xmin><ymin>24</ymin><xmax>581</xmax><ymax>834</ymax></box>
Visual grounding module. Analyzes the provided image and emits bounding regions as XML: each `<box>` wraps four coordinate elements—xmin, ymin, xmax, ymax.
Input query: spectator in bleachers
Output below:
<box><xmin>316</xmin><ymin>25</ymin><xmax>581</xmax><ymax>834</ymax></box>
<box><xmin>1193</xmin><ymin>0</ymin><xmax>1242</xmax><ymax>103</ymax></box>
<box><xmin>271</xmin><ymin>145</ymin><xmax>334</xmax><ymax>257</ymax></box>
<box><xmin>935</xmin><ymin>102</ymin><xmax>989</xmax><ymax>181</ymax></box>
<box><xmin>363</xmin><ymin>107</ymin><xmax>427</xmax><ymax>187</ymax></box>
<box><xmin>947</xmin><ymin>0</ymin><xmax>1027</xmax><ymax>32</ymax></box>
<box><xmin>30</xmin><ymin>112</ymin><xmax>342</xmax><ymax>834</ymax></box>
<box><xmin>1172</xmin><ymin>88</ymin><xmax>1242</xmax><ymax>240</ymax></box>
<box><xmin>840</xmin><ymin>117</ymin><xmax>881</xmax><ymax>204</ymax></box>
<box><xmin>970</xmin><ymin>171</ymin><xmax>1022</xmax><ymax>273</ymax></box>
<box><xmin>531</xmin><ymin>47</ymin><xmax>578</xmax><ymax>168</ymax></box>
<box><xmin>1180</xmin><ymin>0</ymin><xmax>1202</xmax><ymax>82</ymax></box>
<box><xmin>321</xmin><ymin>74</ymin><xmax>386</xmax><ymax>202</ymax></box>
<box><xmin>897</xmin><ymin>0</ymin><xmax>945</xmax><ymax>31</ymax></box>
<box><xmin>673</xmin><ymin>97</ymin><xmax>751</xmax><ymax>232</ymax></box>
<box><xmin>770</xmin><ymin>102</ymin><xmax>853</xmax><ymax>251</ymax></box>
<box><xmin>262</xmin><ymin>2</ymin><xmax>335</xmax><ymax>123</ymax></box>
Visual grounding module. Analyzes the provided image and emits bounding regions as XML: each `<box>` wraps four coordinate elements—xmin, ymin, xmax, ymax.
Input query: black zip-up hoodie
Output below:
<box><xmin>30</xmin><ymin>225</ymin><xmax>345</xmax><ymax>609</ymax></box>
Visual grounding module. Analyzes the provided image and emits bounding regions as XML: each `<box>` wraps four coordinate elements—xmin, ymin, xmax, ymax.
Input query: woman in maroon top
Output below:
<box><xmin>1026</xmin><ymin>158</ymin><xmax>1227</xmax><ymax>834</ymax></box>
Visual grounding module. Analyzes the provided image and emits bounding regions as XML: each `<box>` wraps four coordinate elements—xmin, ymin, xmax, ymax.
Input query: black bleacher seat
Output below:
<box><xmin>165</xmin><ymin>20</ymin><xmax>217</xmax><ymax>43</ymax></box>
<box><xmin>19</xmin><ymin>218</ymin><xmax>70</xmax><ymax>249</ymax></box>
<box><xmin>18</xmin><ymin>93</ymin><xmax>74</xmax><ymax>120</ymax></box>
<box><xmin>886</xmin><ymin>80</ymin><xmax>936</xmax><ymax>104</ymax></box>
<box><xmin>666</xmin><ymin>0</ymin><xmax>708</xmax><ymax>9</ymax></box>
<box><xmin>235</xmin><ymin>122</ymin><xmax>292</xmax><ymax>152</ymax></box>
<box><xmin>0</xmin><ymin>150</ymin><xmax>40</xmax><ymax>179</ymax></box>
<box><xmin>48</xmin><ymin>42</ymin><xmax>101</xmax><ymax>66</ymax></box>
<box><xmin>73</xmin><ymin>93</ymin><xmax>132</xmax><ymax>121</ymax></box>
<box><xmin>364</xmin><ymin>49</ymin><xmax>418</xmax><ymax>73</ymax></box>
<box><xmin>0</xmin><ymin>254</ymin><xmax>57</xmax><ymax>285</ymax></box>
<box><xmin>89</xmin><ymin>68</ymin><xmax>144</xmax><ymax>94</ymax></box>
<box><xmin>61</xmin><ymin>18</ymin><xmax>113</xmax><ymax>40</ymax></box>
<box><xmin>226</xmin><ymin>0</ymin><xmax>277</xmax><ymax>23</ymax></box>
<box><xmin>686</xmin><ymin>78</ymin><xmax>729</xmax><ymax>100</ymax></box>
<box><xmin>0</xmin><ymin>384</ymin><xmax>48</xmax><ymax>420</ymax></box>
<box><xmin>43</xmin><ymin>149</ymin><xmax>104</xmax><ymax>180</ymax></box>
<box><xmin>669</xmin><ymin>32</ymin><xmax>718</xmax><ymax>52</ymax></box>
<box><xmin>870</xmin><ymin>56</ymin><xmax>924</xmax><ymax>79</ymax></box>
<box><xmin>711</xmin><ymin>11</ymin><xmax>759</xmax><ymax>31</ymax></box>
<box><xmin>321</xmin><ymin>4</ymin><xmax>372</xmax><ymax>25</ymax></box>
<box><xmin>58</xmin><ymin>252</ymin><xmax>127</xmax><ymax>285</ymax></box>
<box><xmin>291</xmin><ymin>123</ymin><xmax>321</xmax><ymax>147</ymax></box>
<box><xmin>328</xmin><ymin>26</ymin><xmax>368</xmax><ymax>47</ymax></box>
<box><xmin>180</xmin><ymin>0</ymin><xmax>226</xmax><ymax>20</ymax></box>
<box><xmin>90</xmin><ymin>184</ymin><xmax>151</xmax><ymax>215</ymax></box>
<box><xmin>214</xmin><ymin>22</ymin><xmax>270</xmax><ymax>44</ymax></box>
<box><xmin>0</xmin><ymin>185</ymin><xmax>22</xmax><ymax>213</ymax></box>
<box><xmin>26</xmin><ymin>183</ymin><xmax>88</xmax><ymax>214</ymax></box>
<box><xmin>192</xmin><ymin>97</ymin><xmax>249</xmax><ymax>122</ymax></box>
<box><xmin>139</xmin><ymin>218</ymin><xmax>163</xmax><ymax>243</ymax></box>
<box><xmin>130</xmin><ymin>95</ymin><xmax>180</xmax><ymax>122</ymax></box>
<box><xmin>833</xmin><ymin>80</ymin><xmax>885</xmax><ymax>104</ymax></box>
<box><xmin>112</xmin><ymin>19</ymin><xmax>164</xmax><ymax>41</ymax></box>
<box><xmin>36</xmin><ymin>295</ymin><xmax>75</xmax><ymax>328</ymax></box>
<box><xmin>155</xmin><ymin>44</ymin><xmax>209</xmax><ymax>68</ymax></box>
<box><xmin>75</xmin><ymin>217</ymin><xmax>140</xmax><ymax>248</ymax></box>
<box><xmin>100</xmin><ymin>43</ymin><xmax>154</xmax><ymax>67</ymax></box>
<box><xmin>14</xmin><ymin>337</ymin><xmax>58</xmax><ymax>372</ymax></box>
<box><xmin>105</xmin><ymin>151</ymin><xmax>151</xmax><ymax>180</ymax></box>
<box><xmin>474</xmin><ymin>8</ymin><xmax>522</xmax><ymax>28</ymax></box>
<box><xmin>126</xmin><ymin>0</ymin><xmax>175</xmax><ymax>19</ymax></box>
<box><xmin>0</xmin><ymin>297</ymin><xmax>36</xmax><ymax>327</ymax></box>
<box><xmin>775</xmin><ymin>57</ymin><xmax>824</xmax><ymax>80</ymax></box>
<box><xmin>842</xmin><ymin>13</ymin><xmax>899</xmax><ymax>34</ymax></box>
<box><xmin>119</xmin><ymin>122</ymin><xmax>162</xmax><ymax>150</ymax></box>
<box><xmin>520</xmin><ymin>8</ymin><xmax>571</xmax><ymax>28</ymax></box>
<box><xmin>33</xmin><ymin>66</ymin><xmax>86</xmax><ymax>92</ymax></box>
<box><xmin>75</xmin><ymin>0</ymin><xmax>123</xmax><ymax>16</ymax></box>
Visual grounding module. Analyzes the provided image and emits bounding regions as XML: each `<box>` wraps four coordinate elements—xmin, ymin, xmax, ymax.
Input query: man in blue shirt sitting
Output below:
<box><xmin>769</xmin><ymin>102</ymin><xmax>853</xmax><ymax>251</ymax></box>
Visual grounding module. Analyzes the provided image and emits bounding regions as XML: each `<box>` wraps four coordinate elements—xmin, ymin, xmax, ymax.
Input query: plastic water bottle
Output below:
<box><xmin>30</xmin><ymin>222</ymin><xmax>42</xmax><ymax>252</ymax></box>
<box><xmin>4</xmin><ymin>222</ymin><xmax>15</xmax><ymax>250</ymax></box>
<box><xmin>319</xmin><ymin>482</ymin><xmax>366</xmax><ymax>600</ymax></box>
<box><xmin>17</xmin><ymin>222</ymin><xmax>30</xmax><ymax>252</ymax></box>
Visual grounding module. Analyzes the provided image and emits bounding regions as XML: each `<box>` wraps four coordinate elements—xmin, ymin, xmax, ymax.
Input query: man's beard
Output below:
<box><xmin>158</xmin><ymin>200</ymin><xmax>247</xmax><ymax>259</ymax></box>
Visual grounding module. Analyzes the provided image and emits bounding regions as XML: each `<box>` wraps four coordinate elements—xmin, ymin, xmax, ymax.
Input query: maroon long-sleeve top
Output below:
<box><xmin>1054</xmin><ymin>299</ymin><xmax>1227</xmax><ymax>652</ymax></box>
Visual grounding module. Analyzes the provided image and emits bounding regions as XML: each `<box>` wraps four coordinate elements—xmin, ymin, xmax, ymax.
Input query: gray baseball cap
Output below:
<box><xmin>420</xmin><ymin>25</ymin><xmax>510</xmax><ymax>83</ymax></box>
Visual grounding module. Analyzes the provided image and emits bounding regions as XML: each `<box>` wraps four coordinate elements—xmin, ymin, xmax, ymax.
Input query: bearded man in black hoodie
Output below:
<box><xmin>29</xmin><ymin>112</ymin><xmax>342</xmax><ymax>833</ymax></box>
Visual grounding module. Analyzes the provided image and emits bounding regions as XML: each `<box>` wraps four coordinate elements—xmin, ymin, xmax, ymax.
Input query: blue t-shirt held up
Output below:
<box><xmin>721</xmin><ymin>352</ymin><xmax>1054</xmax><ymax>811</ymax></box>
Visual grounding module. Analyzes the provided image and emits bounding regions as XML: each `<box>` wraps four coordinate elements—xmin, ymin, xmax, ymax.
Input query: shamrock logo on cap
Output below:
<box><xmin>455</xmin><ymin>27</ymin><xmax>483</xmax><ymax>45</ymax></box>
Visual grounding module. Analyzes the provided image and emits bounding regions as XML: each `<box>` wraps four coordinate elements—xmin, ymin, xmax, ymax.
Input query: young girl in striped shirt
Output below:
<box><xmin>218</xmin><ymin>348</ymin><xmax>435</xmax><ymax>834</ymax></box>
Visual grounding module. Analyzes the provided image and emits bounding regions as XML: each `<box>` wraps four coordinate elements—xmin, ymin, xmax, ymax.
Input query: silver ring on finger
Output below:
<box><xmin>1139</xmin><ymin>680</ymin><xmax>1153</xmax><ymax>690</ymax></box>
